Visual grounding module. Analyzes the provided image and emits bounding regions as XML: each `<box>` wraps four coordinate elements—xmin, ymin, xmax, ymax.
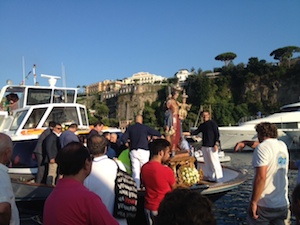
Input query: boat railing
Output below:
<box><xmin>238</xmin><ymin>115</ymin><xmax>267</xmax><ymax>125</ymax></box>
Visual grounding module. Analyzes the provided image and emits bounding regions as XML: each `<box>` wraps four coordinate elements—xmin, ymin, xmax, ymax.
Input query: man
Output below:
<box><xmin>102</xmin><ymin>131</ymin><xmax>116</xmax><ymax>159</ymax></box>
<box><xmin>59</xmin><ymin>123</ymin><xmax>79</xmax><ymax>148</ymax></box>
<box><xmin>33</xmin><ymin>121</ymin><xmax>56</xmax><ymax>183</ymax></box>
<box><xmin>0</xmin><ymin>133</ymin><xmax>20</xmax><ymax>225</ymax></box>
<box><xmin>156</xmin><ymin>188</ymin><xmax>216</xmax><ymax>225</ymax></box>
<box><xmin>42</xmin><ymin>123</ymin><xmax>62</xmax><ymax>185</ymax></box>
<box><xmin>121</xmin><ymin>115</ymin><xmax>162</xmax><ymax>188</ymax></box>
<box><xmin>43</xmin><ymin>142</ymin><xmax>118</xmax><ymax>225</ymax></box>
<box><xmin>87</xmin><ymin>121</ymin><xmax>104</xmax><ymax>139</ymax></box>
<box><xmin>235</xmin><ymin>122</ymin><xmax>289</xmax><ymax>224</ymax></box>
<box><xmin>141</xmin><ymin>138</ymin><xmax>176</xmax><ymax>225</ymax></box>
<box><xmin>84</xmin><ymin>135</ymin><xmax>127</xmax><ymax>225</ymax></box>
<box><xmin>190</xmin><ymin>110</ymin><xmax>223</xmax><ymax>182</ymax></box>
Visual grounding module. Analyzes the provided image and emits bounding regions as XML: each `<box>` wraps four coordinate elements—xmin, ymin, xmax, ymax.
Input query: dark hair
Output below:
<box><xmin>255</xmin><ymin>122</ymin><xmax>278</xmax><ymax>138</ymax></box>
<box><xmin>149</xmin><ymin>139</ymin><xmax>170</xmax><ymax>156</ymax></box>
<box><xmin>57</xmin><ymin>142</ymin><xmax>91</xmax><ymax>175</ymax></box>
<box><xmin>102</xmin><ymin>131</ymin><xmax>110</xmax><ymax>139</ymax></box>
<box><xmin>93</xmin><ymin>121</ymin><xmax>103</xmax><ymax>127</ymax></box>
<box><xmin>87</xmin><ymin>135</ymin><xmax>108</xmax><ymax>155</ymax></box>
<box><xmin>48</xmin><ymin>121</ymin><xmax>56</xmax><ymax>128</ymax></box>
<box><xmin>68</xmin><ymin>123</ymin><xmax>78</xmax><ymax>129</ymax></box>
<box><xmin>156</xmin><ymin>188</ymin><xmax>216</xmax><ymax>225</ymax></box>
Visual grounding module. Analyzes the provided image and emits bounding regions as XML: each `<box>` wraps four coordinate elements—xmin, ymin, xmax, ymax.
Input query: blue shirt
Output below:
<box><xmin>59</xmin><ymin>130</ymin><xmax>79</xmax><ymax>148</ymax></box>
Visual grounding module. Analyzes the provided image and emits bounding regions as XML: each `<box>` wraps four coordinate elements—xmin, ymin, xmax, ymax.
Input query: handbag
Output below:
<box><xmin>113</xmin><ymin>161</ymin><xmax>138</xmax><ymax>218</ymax></box>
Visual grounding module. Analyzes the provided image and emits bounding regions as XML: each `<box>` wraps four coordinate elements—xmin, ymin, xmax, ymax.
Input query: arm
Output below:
<box><xmin>0</xmin><ymin>202</ymin><xmax>11</xmax><ymax>225</ymax></box>
<box><xmin>250</xmin><ymin>166</ymin><xmax>267</xmax><ymax>219</ymax></box>
<box><xmin>234</xmin><ymin>140</ymin><xmax>259</xmax><ymax>152</ymax></box>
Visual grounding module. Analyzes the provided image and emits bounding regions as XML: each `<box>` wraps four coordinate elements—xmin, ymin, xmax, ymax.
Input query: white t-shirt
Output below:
<box><xmin>252</xmin><ymin>138</ymin><xmax>289</xmax><ymax>208</ymax></box>
<box><xmin>84</xmin><ymin>155</ymin><xmax>127</xmax><ymax>225</ymax></box>
<box><xmin>0</xmin><ymin>164</ymin><xmax>20</xmax><ymax>225</ymax></box>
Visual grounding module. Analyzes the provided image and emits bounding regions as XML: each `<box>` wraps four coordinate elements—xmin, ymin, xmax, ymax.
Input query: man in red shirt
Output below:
<box><xmin>141</xmin><ymin>139</ymin><xmax>176</xmax><ymax>225</ymax></box>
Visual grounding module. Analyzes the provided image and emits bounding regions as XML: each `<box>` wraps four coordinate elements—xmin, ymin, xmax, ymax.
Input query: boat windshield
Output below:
<box><xmin>43</xmin><ymin>107</ymin><xmax>79</xmax><ymax>127</ymax></box>
<box><xmin>10</xmin><ymin>110</ymin><xmax>28</xmax><ymax>131</ymax></box>
<box><xmin>23</xmin><ymin>108</ymin><xmax>48</xmax><ymax>129</ymax></box>
<box><xmin>80</xmin><ymin>107</ymin><xmax>88</xmax><ymax>126</ymax></box>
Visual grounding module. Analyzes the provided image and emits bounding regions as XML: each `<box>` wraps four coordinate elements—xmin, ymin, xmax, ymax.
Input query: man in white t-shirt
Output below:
<box><xmin>0</xmin><ymin>133</ymin><xmax>20</xmax><ymax>225</ymax></box>
<box><xmin>84</xmin><ymin>135</ymin><xmax>127</xmax><ymax>225</ymax></box>
<box><xmin>236</xmin><ymin>123</ymin><xmax>290</xmax><ymax>225</ymax></box>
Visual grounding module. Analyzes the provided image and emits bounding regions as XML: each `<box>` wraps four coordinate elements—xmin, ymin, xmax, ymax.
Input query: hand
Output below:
<box><xmin>248</xmin><ymin>201</ymin><xmax>259</xmax><ymax>220</ymax></box>
<box><xmin>214</xmin><ymin>145</ymin><xmax>219</xmax><ymax>152</ymax></box>
<box><xmin>233</xmin><ymin>142</ymin><xmax>245</xmax><ymax>152</ymax></box>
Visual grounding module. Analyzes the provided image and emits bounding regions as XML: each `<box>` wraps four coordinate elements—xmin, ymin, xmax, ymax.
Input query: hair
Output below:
<box><xmin>292</xmin><ymin>184</ymin><xmax>300</xmax><ymax>223</ymax></box>
<box><xmin>68</xmin><ymin>123</ymin><xmax>78</xmax><ymax>129</ymax></box>
<box><xmin>48</xmin><ymin>121</ymin><xmax>56</xmax><ymax>128</ymax></box>
<box><xmin>57</xmin><ymin>142</ymin><xmax>91</xmax><ymax>175</ymax></box>
<box><xmin>156</xmin><ymin>188</ymin><xmax>216</xmax><ymax>225</ymax></box>
<box><xmin>0</xmin><ymin>133</ymin><xmax>13</xmax><ymax>154</ymax></box>
<box><xmin>102</xmin><ymin>131</ymin><xmax>110</xmax><ymax>139</ymax></box>
<box><xmin>201</xmin><ymin>110</ymin><xmax>210</xmax><ymax>115</ymax></box>
<box><xmin>87</xmin><ymin>135</ymin><xmax>108</xmax><ymax>155</ymax></box>
<box><xmin>55</xmin><ymin>123</ymin><xmax>62</xmax><ymax>127</ymax></box>
<box><xmin>93</xmin><ymin>121</ymin><xmax>103</xmax><ymax>127</ymax></box>
<box><xmin>255</xmin><ymin>122</ymin><xmax>278</xmax><ymax>138</ymax></box>
<box><xmin>149</xmin><ymin>138</ymin><xmax>171</xmax><ymax>156</ymax></box>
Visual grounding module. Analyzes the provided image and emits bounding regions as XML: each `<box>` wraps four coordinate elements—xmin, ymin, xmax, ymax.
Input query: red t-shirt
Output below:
<box><xmin>141</xmin><ymin>161</ymin><xmax>176</xmax><ymax>211</ymax></box>
<box><xmin>43</xmin><ymin>178</ymin><xmax>118</xmax><ymax>225</ymax></box>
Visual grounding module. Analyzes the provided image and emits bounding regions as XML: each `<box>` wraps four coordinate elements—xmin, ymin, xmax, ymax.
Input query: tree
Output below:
<box><xmin>215</xmin><ymin>52</ymin><xmax>237</xmax><ymax>66</ymax></box>
<box><xmin>270</xmin><ymin>46</ymin><xmax>300</xmax><ymax>67</ymax></box>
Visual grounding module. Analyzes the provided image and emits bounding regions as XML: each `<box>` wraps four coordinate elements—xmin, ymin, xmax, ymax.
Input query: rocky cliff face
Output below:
<box><xmin>116</xmin><ymin>85</ymin><xmax>162</xmax><ymax>120</ymax></box>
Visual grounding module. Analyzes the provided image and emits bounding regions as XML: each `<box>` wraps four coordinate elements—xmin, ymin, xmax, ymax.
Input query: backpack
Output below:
<box><xmin>113</xmin><ymin>161</ymin><xmax>138</xmax><ymax>219</ymax></box>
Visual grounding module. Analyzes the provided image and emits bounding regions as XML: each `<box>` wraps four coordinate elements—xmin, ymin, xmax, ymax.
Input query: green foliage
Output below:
<box><xmin>215</xmin><ymin>52</ymin><xmax>237</xmax><ymax>66</ymax></box>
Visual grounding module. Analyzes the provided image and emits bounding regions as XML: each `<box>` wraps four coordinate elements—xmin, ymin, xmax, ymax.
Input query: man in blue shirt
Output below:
<box><xmin>59</xmin><ymin>123</ymin><xmax>79</xmax><ymax>148</ymax></box>
<box><xmin>121</xmin><ymin>115</ymin><xmax>162</xmax><ymax>189</ymax></box>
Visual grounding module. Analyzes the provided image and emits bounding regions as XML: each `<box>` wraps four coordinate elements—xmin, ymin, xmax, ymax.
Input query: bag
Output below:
<box><xmin>113</xmin><ymin>161</ymin><xmax>138</xmax><ymax>219</ymax></box>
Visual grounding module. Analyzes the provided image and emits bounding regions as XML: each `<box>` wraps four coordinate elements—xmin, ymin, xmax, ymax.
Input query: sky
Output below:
<box><xmin>0</xmin><ymin>1</ymin><xmax>299</xmax><ymax>88</ymax></box>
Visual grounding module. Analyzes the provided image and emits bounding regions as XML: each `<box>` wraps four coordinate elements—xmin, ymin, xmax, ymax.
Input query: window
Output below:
<box><xmin>43</xmin><ymin>107</ymin><xmax>79</xmax><ymax>127</ymax></box>
<box><xmin>10</xmin><ymin>110</ymin><xmax>28</xmax><ymax>131</ymax></box>
<box><xmin>23</xmin><ymin>108</ymin><xmax>47</xmax><ymax>129</ymax></box>
<box><xmin>27</xmin><ymin>88</ymin><xmax>51</xmax><ymax>105</ymax></box>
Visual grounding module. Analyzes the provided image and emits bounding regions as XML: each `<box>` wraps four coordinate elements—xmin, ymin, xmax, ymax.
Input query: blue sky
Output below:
<box><xmin>0</xmin><ymin>1</ymin><xmax>299</xmax><ymax>88</ymax></box>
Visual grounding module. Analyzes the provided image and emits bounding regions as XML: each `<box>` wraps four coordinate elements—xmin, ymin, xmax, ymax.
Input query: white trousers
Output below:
<box><xmin>130</xmin><ymin>149</ymin><xmax>150</xmax><ymax>188</ymax></box>
<box><xmin>201</xmin><ymin>146</ymin><xmax>223</xmax><ymax>181</ymax></box>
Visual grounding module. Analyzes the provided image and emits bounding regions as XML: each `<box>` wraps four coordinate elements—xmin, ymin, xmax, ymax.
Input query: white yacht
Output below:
<box><xmin>0</xmin><ymin>75</ymin><xmax>90</xmax><ymax>176</ymax></box>
<box><xmin>219</xmin><ymin>102</ymin><xmax>300</xmax><ymax>150</ymax></box>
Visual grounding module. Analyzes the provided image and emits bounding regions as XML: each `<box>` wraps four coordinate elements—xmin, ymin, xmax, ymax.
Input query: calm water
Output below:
<box><xmin>18</xmin><ymin>150</ymin><xmax>300</xmax><ymax>225</ymax></box>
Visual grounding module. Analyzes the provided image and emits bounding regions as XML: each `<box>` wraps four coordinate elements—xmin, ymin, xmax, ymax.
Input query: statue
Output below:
<box><xmin>164</xmin><ymin>85</ymin><xmax>192</xmax><ymax>153</ymax></box>
<box><xmin>178</xmin><ymin>90</ymin><xmax>191</xmax><ymax>121</ymax></box>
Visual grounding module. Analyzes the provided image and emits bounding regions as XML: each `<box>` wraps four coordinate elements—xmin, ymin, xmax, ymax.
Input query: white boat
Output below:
<box><xmin>194</xmin><ymin>150</ymin><xmax>231</xmax><ymax>163</ymax></box>
<box><xmin>0</xmin><ymin>75</ymin><xmax>90</xmax><ymax>176</ymax></box>
<box><xmin>219</xmin><ymin>102</ymin><xmax>300</xmax><ymax>150</ymax></box>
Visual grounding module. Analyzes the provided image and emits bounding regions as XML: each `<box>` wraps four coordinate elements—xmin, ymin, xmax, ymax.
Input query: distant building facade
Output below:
<box><xmin>86</xmin><ymin>80</ymin><xmax>123</xmax><ymax>94</ymax></box>
<box><xmin>175</xmin><ymin>69</ymin><xmax>193</xmax><ymax>83</ymax></box>
<box><xmin>123</xmin><ymin>72</ymin><xmax>166</xmax><ymax>85</ymax></box>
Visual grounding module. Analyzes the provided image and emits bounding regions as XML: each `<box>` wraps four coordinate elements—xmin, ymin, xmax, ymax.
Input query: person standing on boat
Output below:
<box><xmin>44</xmin><ymin>142</ymin><xmax>118</xmax><ymax>225</ymax></box>
<box><xmin>33</xmin><ymin>121</ymin><xmax>56</xmax><ymax>183</ymax></box>
<box><xmin>121</xmin><ymin>115</ymin><xmax>162</xmax><ymax>189</ymax></box>
<box><xmin>42</xmin><ymin>123</ymin><xmax>62</xmax><ymax>185</ymax></box>
<box><xmin>84</xmin><ymin>135</ymin><xmax>127</xmax><ymax>225</ymax></box>
<box><xmin>236</xmin><ymin>122</ymin><xmax>290</xmax><ymax>224</ymax></box>
<box><xmin>141</xmin><ymin>138</ymin><xmax>176</xmax><ymax>225</ymax></box>
<box><xmin>59</xmin><ymin>123</ymin><xmax>79</xmax><ymax>148</ymax></box>
<box><xmin>190</xmin><ymin>110</ymin><xmax>223</xmax><ymax>182</ymax></box>
<box><xmin>87</xmin><ymin>121</ymin><xmax>104</xmax><ymax>139</ymax></box>
<box><xmin>0</xmin><ymin>133</ymin><xmax>20</xmax><ymax>225</ymax></box>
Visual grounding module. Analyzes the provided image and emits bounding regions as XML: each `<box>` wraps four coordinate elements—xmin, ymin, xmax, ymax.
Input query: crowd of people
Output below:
<box><xmin>1</xmin><ymin>112</ymin><xmax>300</xmax><ymax>224</ymax></box>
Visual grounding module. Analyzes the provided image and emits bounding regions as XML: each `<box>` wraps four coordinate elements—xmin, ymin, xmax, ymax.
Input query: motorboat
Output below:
<box><xmin>219</xmin><ymin>101</ymin><xmax>300</xmax><ymax>150</ymax></box>
<box><xmin>194</xmin><ymin>149</ymin><xmax>231</xmax><ymax>163</ymax></box>
<box><xmin>0</xmin><ymin>75</ymin><xmax>90</xmax><ymax>177</ymax></box>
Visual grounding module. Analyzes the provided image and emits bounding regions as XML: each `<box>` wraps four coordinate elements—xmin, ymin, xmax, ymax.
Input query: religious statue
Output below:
<box><xmin>178</xmin><ymin>90</ymin><xmax>191</xmax><ymax>121</ymax></box>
